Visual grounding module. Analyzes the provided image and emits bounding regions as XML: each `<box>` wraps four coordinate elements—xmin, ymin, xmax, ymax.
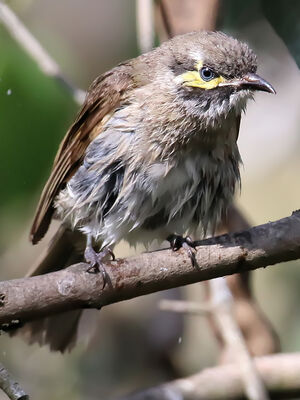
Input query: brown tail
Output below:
<box><xmin>10</xmin><ymin>226</ymin><xmax>86</xmax><ymax>352</ymax></box>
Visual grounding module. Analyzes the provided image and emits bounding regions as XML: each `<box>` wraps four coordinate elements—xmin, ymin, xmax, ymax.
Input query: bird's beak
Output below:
<box><xmin>219</xmin><ymin>73</ymin><xmax>276</xmax><ymax>94</ymax></box>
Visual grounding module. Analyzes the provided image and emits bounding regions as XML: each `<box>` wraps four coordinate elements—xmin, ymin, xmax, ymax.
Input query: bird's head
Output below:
<box><xmin>157</xmin><ymin>31</ymin><xmax>275</xmax><ymax>125</ymax></box>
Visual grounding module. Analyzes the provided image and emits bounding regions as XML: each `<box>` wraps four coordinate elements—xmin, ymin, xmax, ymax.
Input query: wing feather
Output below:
<box><xmin>30</xmin><ymin>63</ymin><xmax>134</xmax><ymax>244</ymax></box>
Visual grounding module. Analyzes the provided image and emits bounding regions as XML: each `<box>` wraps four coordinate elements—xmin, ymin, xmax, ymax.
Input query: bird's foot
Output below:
<box><xmin>84</xmin><ymin>246</ymin><xmax>115</xmax><ymax>288</ymax></box>
<box><xmin>167</xmin><ymin>234</ymin><xmax>198</xmax><ymax>268</ymax></box>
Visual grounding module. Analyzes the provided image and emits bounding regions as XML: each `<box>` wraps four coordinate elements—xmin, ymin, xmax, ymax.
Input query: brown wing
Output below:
<box><xmin>30</xmin><ymin>63</ymin><xmax>135</xmax><ymax>244</ymax></box>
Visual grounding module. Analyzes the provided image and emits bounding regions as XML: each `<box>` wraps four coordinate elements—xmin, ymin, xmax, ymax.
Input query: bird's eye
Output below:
<box><xmin>200</xmin><ymin>67</ymin><xmax>216</xmax><ymax>82</ymax></box>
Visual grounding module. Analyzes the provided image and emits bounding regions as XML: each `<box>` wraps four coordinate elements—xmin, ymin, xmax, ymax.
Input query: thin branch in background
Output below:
<box><xmin>116</xmin><ymin>353</ymin><xmax>300</xmax><ymax>400</ymax></box>
<box><xmin>0</xmin><ymin>363</ymin><xmax>28</xmax><ymax>400</ymax></box>
<box><xmin>0</xmin><ymin>1</ymin><xmax>85</xmax><ymax>105</ymax></box>
<box><xmin>160</xmin><ymin>282</ymin><xmax>269</xmax><ymax>399</ymax></box>
<box><xmin>136</xmin><ymin>0</ymin><xmax>155</xmax><ymax>53</ymax></box>
<box><xmin>156</xmin><ymin>0</ymin><xmax>173</xmax><ymax>38</ymax></box>
<box><xmin>159</xmin><ymin>299</ymin><xmax>212</xmax><ymax>315</ymax></box>
<box><xmin>209</xmin><ymin>278</ymin><xmax>269</xmax><ymax>400</ymax></box>
<box><xmin>157</xmin><ymin>0</ymin><xmax>220</xmax><ymax>38</ymax></box>
<box><xmin>213</xmin><ymin>205</ymin><xmax>280</xmax><ymax>358</ymax></box>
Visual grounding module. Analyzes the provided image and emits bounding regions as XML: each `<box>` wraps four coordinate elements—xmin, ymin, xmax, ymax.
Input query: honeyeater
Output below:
<box><xmin>16</xmin><ymin>31</ymin><xmax>275</xmax><ymax>351</ymax></box>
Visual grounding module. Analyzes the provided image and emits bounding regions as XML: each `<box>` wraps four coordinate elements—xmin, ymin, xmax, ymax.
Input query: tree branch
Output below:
<box><xmin>211</xmin><ymin>205</ymin><xmax>280</xmax><ymax>359</ymax></box>
<box><xmin>0</xmin><ymin>211</ymin><xmax>300</xmax><ymax>327</ymax></box>
<box><xmin>136</xmin><ymin>0</ymin><xmax>155</xmax><ymax>53</ymax></box>
<box><xmin>0</xmin><ymin>363</ymin><xmax>28</xmax><ymax>400</ymax></box>
<box><xmin>159</xmin><ymin>282</ymin><xmax>270</xmax><ymax>400</ymax></box>
<box><xmin>159</xmin><ymin>299</ymin><xmax>212</xmax><ymax>315</ymax></box>
<box><xmin>209</xmin><ymin>278</ymin><xmax>269</xmax><ymax>400</ymax></box>
<box><xmin>116</xmin><ymin>353</ymin><xmax>300</xmax><ymax>400</ymax></box>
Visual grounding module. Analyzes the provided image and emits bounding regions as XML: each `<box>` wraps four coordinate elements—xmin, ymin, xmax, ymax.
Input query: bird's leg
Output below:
<box><xmin>167</xmin><ymin>234</ymin><xmax>198</xmax><ymax>268</ymax></box>
<box><xmin>84</xmin><ymin>235</ymin><xmax>115</xmax><ymax>288</ymax></box>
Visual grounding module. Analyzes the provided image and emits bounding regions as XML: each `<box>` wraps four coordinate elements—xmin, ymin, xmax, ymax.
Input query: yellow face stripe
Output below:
<box><xmin>179</xmin><ymin>61</ymin><xmax>226</xmax><ymax>90</ymax></box>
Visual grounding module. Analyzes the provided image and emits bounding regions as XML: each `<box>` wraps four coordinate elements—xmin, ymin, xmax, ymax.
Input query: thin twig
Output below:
<box><xmin>0</xmin><ymin>212</ymin><xmax>300</xmax><ymax>327</ymax></box>
<box><xmin>159</xmin><ymin>299</ymin><xmax>212</xmax><ymax>315</ymax></box>
<box><xmin>160</xmin><ymin>283</ymin><xmax>269</xmax><ymax>399</ymax></box>
<box><xmin>210</xmin><ymin>278</ymin><xmax>269</xmax><ymax>400</ymax></box>
<box><xmin>0</xmin><ymin>363</ymin><xmax>28</xmax><ymax>400</ymax></box>
<box><xmin>136</xmin><ymin>0</ymin><xmax>155</xmax><ymax>53</ymax></box>
<box><xmin>0</xmin><ymin>1</ymin><xmax>85</xmax><ymax>105</ymax></box>
<box><xmin>212</xmin><ymin>205</ymin><xmax>280</xmax><ymax>357</ymax></box>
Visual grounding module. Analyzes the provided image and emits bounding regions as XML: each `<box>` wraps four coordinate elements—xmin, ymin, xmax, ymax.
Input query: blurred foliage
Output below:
<box><xmin>221</xmin><ymin>0</ymin><xmax>300</xmax><ymax>68</ymax></box>
<box><xmin>261</xmin><ymin>0</ymin><xmax>300</xmax><ymax>67</ymax></box>
<box><xmin>0</xmin><ymin>25</ymin><xmax>77</xmax><ymax>249</ymax></box>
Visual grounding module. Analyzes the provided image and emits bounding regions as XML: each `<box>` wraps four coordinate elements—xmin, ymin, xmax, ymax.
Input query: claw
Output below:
<box><xmin>182</xmin><ymin>242</ymin><xmax>197</xmax><ymax>268</ymax></box>
<box><xmin>167</xmin><ymin>234</ymin><xmax>199</xmax><ymax>269</ymax></box>
<box><xmin>107</xmin><ymin>248</ymin><xmax>115</xmax><ymax>261</ymax></box>
<box><xmin>84</xmin><ymin>246</ymin><xmax>115</xmax><ymax>289</ymax></box>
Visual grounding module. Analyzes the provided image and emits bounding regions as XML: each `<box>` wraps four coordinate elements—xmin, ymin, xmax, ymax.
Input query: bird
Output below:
<box><xmin>15</xmin><ymin>31</ymin><xmax>275</xmax><ymax>351</ymax></box>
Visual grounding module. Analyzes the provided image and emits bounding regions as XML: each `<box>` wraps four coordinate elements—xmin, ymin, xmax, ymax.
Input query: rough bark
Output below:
<box><xmin>1</xmin><ymin>212</ymin><xmax>300</xmax><ymax>327</ymax></box>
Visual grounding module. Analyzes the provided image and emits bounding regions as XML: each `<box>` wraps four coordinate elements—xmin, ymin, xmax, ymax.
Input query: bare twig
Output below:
<box><xmin>0</xmin><ymin>212</ymin><xmax>300</xmax><ymax>327</ymax></box>
<box><xmin>116</xmin><ymin>353</ymin><xmax>300</xmax><ymax>400</ymax></box>
<box><xmin>159</xmin><ymin>299</ymin><xmax>212</xmax><ymax>315</ymax></box>
<box><xmin>210</xmin><ymin>278</ymin><xmax>269</xmax><ymax>400</ymax></box>
<box><xmin>213</xmin><ymin>205</ymin><xmax>280</xmax><ymax>358</ymax></box>
<box><xmin>0</xmin><ymin>363</ymin><xmax>28</xmax><ymax>400</ymax></box>
<box><xmin>160</xmin><ymin>281</ymin><xmax>269</xmax><ymax>399</ymax></box>
<box><xmin>136</xmin><ymin>0</ymin><xmax>155</xmax><ymax>53</ymax></box>
<box><xmin>0</xmin><ymin>1</ymin><xmax>85</xmax><ymax>105</ymax></box>
<box><xmin>156</xmin><ymin>0</ymin><xmax>173</xmax><ymax>38</ymax></box>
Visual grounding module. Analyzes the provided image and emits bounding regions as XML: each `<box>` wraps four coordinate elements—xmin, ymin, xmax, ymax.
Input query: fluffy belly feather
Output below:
<box><xmin>55</xmin><ymin>146</ymin><xmax>240</xmax><ymax>248</ymax></box>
